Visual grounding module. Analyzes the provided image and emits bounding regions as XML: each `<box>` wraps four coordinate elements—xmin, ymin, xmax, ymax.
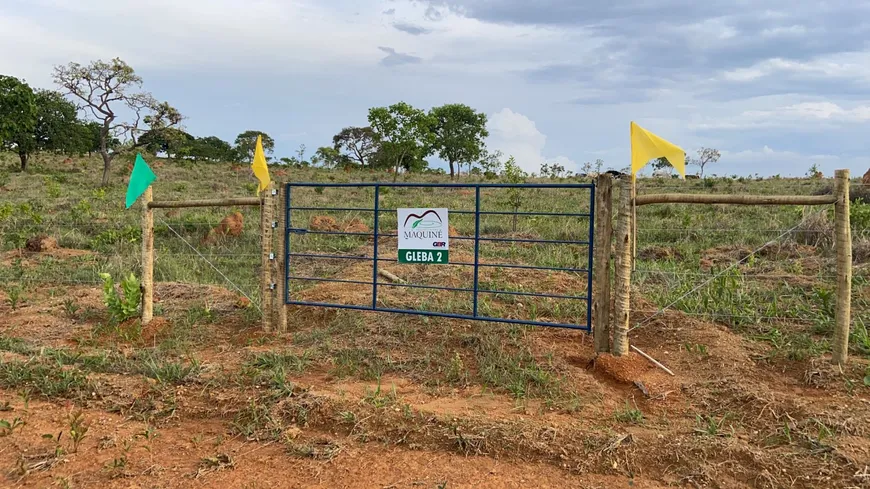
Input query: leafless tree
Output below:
<box><xmin>53</xmin><ymin>58</ymin><xmax>182</xmax><ymax>186</ymax></box>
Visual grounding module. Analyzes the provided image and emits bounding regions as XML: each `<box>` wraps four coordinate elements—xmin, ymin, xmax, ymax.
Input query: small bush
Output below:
<box><xmin>99</xmin><ymin>272</ymin><xmax>141</xmax><ymax>323</ymax></box>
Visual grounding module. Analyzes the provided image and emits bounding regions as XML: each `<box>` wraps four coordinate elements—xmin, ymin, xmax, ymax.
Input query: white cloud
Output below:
<box><xmin>689</xmin><ymin>101</ymin><xmax>870</xmax><ymax>131</ymax></box>
<box><xmin>486</xmin><ymin>108</ymin><xmax>576</xmax><ymax>174</ymax></box>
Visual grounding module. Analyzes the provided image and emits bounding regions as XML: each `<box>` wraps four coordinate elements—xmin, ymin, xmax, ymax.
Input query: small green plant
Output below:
<box><xmin>99</xmin><ymin>272</ymin><xmax>141</xmax><ymax>323</ymax></box>
<box><xmin>62</xmin><ymin>298</ymin><xmax>81</xmax><ymax>320</ymax></box>
<box><xmin>446</xmin><ymin>351</ymin><xmax>467</xmax><ymax>385</ymax></box>
<box><xmin>501</xmin><ymin>156</ymin><xmax>527</xmax><ymax>231</ymax></box>
<box><xmin>19</xmin><ymin>388</ymin><xmax>32</xmax><ymax>410</ymax></box>
<box><xmin>684</xmin><ymin>343</ymin><xmax>709</xmax><ymax>357</ymax></box>
<box><xmin>695</xmin><ymin>414</ymin><xmax>732</xmax><ymax>437</ymax></box>
<box><xmin>5</xmin><ymin>286</ymin><xmax>23</xmax><ymax>310</ymax></box>
<box><xmin>614</xmin><ymin>400</ymin><xmax>644</xmax><ymax>424</ymax></box>
<box><xmin>68</xmin><ymin>410</ymin><xmax>89</xmax><ymax>453</ymax></box>
<box><xmin>0</xmin><ymin>417</ymin><xmax>24</xmax><ymax>436</ymax></box>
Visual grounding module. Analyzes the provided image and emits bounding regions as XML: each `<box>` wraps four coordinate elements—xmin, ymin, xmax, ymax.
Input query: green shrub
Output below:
<box><xmin>99</xmin><ymin>272</ymin><xmax>141</xmax><ymax>323</ymax></box>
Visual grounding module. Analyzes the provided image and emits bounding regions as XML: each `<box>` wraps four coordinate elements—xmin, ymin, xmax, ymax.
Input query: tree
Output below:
<box><xmin>540</xmin><ymin>161</ymin><xmax>568</xmax><ymax>179</ymax></box>
<box><xmin>234</xmin><ymin>130</ymin><xmax>274</xmax><ymax>162</ymax></box>
<box><xmin>53</xmin><ymin>58</ymin><xmax>182</xmax><ymax>186</ymax></box>
<box><xmin>33</xmin><ymin>90</ymin><xmax>80</xmax><ymax>155</ymax></box>
<box><xmin>188</xmin><ymin>136</ymin><xmax>234</xmax><ymax>162</ymax></box>
<box><xmin>312</xmin><ymin>146</ymin><xmax>347</xmax><ymax>168</ymax></box>
<box><xmin>0</xmin><ymin>75</ymin><xmax>37</xmax><ymax>171</ymax></box>
<box><xmin>368</xmin><ymin>102</ymin><xmax>434</xmax><ymax>181</ymax></box>
<box><xmin>1</xmin><ymin>84</ymin><xmax>83</xmax><ymax>170</ymax></box>
<box><xmin>478</xmin><ymin>149</ymin><xmax>504</xmax><ymax>178</ymax></box>
<box><xmin>652</xmin><ymin>156</ymin><xmax>673</xmax><ymax>176</ymax></box>
<box><xmin>691</xmin><ymin>147</ymin><xmax>721</xmax><ymax>178</ymax></box>
<box><xmin>594</xmin><ymin>159</ymin><xmax>604</xmax><ymax>174</ymax></box>
<box><xmin>333</xmin><ymin>126</ymin><xmax>378</xmax><ymax>167</ymax></box>
<box><xmin>139</xmin><ymin>128</ymin><xmax>194</xmax><ymax>157</ymax></box>
<box><xmin>429</xmin><ymin>103</ymin><xmax>488</xmax><ymax>179</ymax></box>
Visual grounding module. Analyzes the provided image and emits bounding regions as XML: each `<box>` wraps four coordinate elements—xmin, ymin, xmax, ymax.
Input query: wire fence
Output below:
<box><xmin>629</xmin><ymin>198</ymin><xmax>869</xmax><ymax>337</ymax></box>
<box><xmin>0</xmin><ymin>202</ymin><xmax>263</xmax><ymax>308</ymax></box>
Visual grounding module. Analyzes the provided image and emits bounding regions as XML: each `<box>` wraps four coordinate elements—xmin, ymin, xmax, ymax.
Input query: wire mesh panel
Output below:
<box><xmin>284</xmin><ymin>182</ymin><xmax>595</xmax><ymax>331</ymax></box>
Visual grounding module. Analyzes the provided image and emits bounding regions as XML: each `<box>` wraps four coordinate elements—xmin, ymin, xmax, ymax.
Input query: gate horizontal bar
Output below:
<box><xmin>285</xmin><ymin>300</ymin><xmax>590</xmax><ymax>331</ymax></box>
<box><xmin>290</xmin><ymin>229</ymin><xmax>589</xmax><ymax>245</ymax></box>
<box><xmin>287</xmin><ymin>182</ymin><xmax>594</xmax><ymax>189</ymax></box>
<box><xmin>287</xmin><ymin>275</ymin><xmax>588</xmax><ymax>300</ymax></box>
<box><xmin>289</xmin><ymin>207</ymin><xmax>590</xmax><ymax>218</ymax></box>
<box><xmin>453</xmin><ymin>236</ymin><xmax>590</xmax><ymax>245</ymax></box>
<box><xmin>287</xmin><ymin>251</ymin><xmax>589</xmax><ymax>274</ymax></box>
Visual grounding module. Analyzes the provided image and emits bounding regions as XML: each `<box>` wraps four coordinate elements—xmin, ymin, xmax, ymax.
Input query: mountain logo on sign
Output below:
<box><xmin>403</xmin><ymin>210</ymin><xmax>442</xmax><ymax>230</ymax></box>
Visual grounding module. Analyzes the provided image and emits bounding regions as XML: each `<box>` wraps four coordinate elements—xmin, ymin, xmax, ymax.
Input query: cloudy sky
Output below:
<box><xmin>1</xmin><ymin>0</ymin><xmax>868</xmax><ymax>176</ymax></box>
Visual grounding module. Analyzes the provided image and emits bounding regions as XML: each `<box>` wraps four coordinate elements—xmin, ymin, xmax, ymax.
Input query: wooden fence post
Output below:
<box><xmin>832</xmin><ymin>169</ymin><xmax>852</xmax><ymax>366</ymax></box>
<box><xmin>631</xmin><ymin>174</ymin><xmax>637</xmax><ymax>271</ymax></box>
<box><xmin>593</xmin><ymin>174</ymin><xmax>613</xmax><ymax>353</ymax></box>
<box><xmin>141</xmin><ymin>186</ymin><xmax>154</xmax><ymax>326</ymax></box>
<box><xmin>260</xmin><ymin>184</ymin><xmax>275</xmax><ymax>331</ymax></box>
<box><xmin>274</xmin><ymin>184</ymin><xmax>288</xmax><ymax>332</ymax></box>
<box><xmin>612</xmin><ymin>179</ymin><xmax>633</xmax><ymax>356</ymax></box>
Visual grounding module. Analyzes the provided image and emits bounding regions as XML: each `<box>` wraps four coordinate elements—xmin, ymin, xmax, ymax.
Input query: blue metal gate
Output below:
<box><xmin>283</xmin><ymin>182</ymin><xmax>594</xmax><ymax>331</ymax></box>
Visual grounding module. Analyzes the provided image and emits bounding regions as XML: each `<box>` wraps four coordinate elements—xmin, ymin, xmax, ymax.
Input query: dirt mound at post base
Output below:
<box><xmin>593</xmin><ymin>352</ymin><xmax>651</xmax><ymax>384</ymax></box>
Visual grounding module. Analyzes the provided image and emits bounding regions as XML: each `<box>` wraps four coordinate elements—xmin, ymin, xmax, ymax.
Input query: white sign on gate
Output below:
<box><xmin>397</xmin><ymin>208</ymin><xmax>449</xmax><ymax>264</ymax></box>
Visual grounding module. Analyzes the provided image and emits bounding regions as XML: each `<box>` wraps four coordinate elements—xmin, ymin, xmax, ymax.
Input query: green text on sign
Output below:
<box><xmin>399</xmin><ymin>250</ymin><xmax>449</xmax><ymax>264</ymax></box>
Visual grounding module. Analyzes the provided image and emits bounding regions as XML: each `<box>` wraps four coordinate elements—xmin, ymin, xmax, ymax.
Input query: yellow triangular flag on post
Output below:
<box><xmin>630</xmin><ymin>122</ymin><xmax>686</xmax><ymax>178</ymax></box>
<box><xmin>251</xmin><ymin>134</ymin><xmax>271</xmax><ymax>194</ymax></box>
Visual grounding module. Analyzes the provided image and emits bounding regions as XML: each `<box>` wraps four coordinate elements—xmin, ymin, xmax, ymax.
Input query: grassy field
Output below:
<box><xmin>0</xmin><ymin>152</ymin><xmax>869</xmax><ymax>488</ymax></box>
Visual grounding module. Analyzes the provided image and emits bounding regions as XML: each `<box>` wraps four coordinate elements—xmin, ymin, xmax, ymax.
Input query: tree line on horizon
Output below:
<box><xmin>1</xmin><ymin>56</ymin><xmax>723</xmax><ymax>186</ymax></box>
<box><xmin>0</xmin><ymin>57</ymin><xmax>496</xmax><ymax>186</ymax></box>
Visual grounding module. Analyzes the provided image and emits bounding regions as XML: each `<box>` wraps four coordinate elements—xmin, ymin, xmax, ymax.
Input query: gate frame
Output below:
<box><xmin>280</xmin><ymin>181</ymin><xmax>597</xmax><ymax>332</ymax></box>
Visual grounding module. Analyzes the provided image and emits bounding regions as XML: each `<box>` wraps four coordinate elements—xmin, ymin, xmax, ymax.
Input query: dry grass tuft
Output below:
<box><xmin>854</xmin><ymin>237</ymin><xmax>870</xmax><ymax>264</ymax></box>
<box><xmin>791</xmin><ymin>211</ymin><xmax>833</xmax><ymax>248</ymax></box>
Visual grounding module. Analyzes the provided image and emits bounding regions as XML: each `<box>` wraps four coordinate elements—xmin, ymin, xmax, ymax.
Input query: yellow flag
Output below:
<box><xmin>251</xmin><ymin>134</ymin><xmax>271</xmax><ymax>193</ymax></box>
<box><xmin>630</xmin><ymin>121</ymin><xmax>686</xmax><ymax>178</ymax></box>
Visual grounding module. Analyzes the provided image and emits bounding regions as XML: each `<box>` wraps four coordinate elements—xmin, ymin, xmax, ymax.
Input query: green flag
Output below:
<box><xmin>125</xmin><ymin>153</ymin><xmax>157</xmax><ymax>209</ymax></box>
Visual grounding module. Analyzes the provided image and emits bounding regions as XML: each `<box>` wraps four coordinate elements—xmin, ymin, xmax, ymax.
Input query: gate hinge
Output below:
<box><xmin>269</xmin><ymin>283</ymin><xmax>276</xmax><ymax>290</ymax></box>
<box><xmin>269</xmin><ymin>252</ymin><xmax>275</xmax><ymax>260</ymax></box>
<box><xmin>271</xmin><ymin>189</ymin><xmax>278</xmax><ymax>196</ymax></box>
<box><xmin>272</xmin><ymin>221</ymin><xmax>278</xmax><ymax>228</ymax></box>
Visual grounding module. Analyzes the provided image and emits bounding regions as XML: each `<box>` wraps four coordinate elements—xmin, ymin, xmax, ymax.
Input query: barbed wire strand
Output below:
<box><xmin>157</xmin><ymin>216</ymin><xmax>261</xmax><ymax>313</ymax></box>
<box><xmin>628</xmin><ymin>207</ymin><xmax>829</xmax><ymax>333</ymax></box>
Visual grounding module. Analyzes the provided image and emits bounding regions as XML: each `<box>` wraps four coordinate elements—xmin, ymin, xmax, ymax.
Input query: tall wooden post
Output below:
<box><xmin>274</xmin><ymin>184</ymin><xmax>288</xmax><ymax>332</ymax></box>
<box><xmin>260</xmin><ymin>184</ymin><xmax>275</xmax><ymax>331</ymax></box>
<box><xmin>631</xmin><ymin>174</ymin><xmax>637</xmax><ymax>271</ymax></box>
<box><xmin>832</xmin><ymin>169</ymin><xmax>852</xmax><ymax>366</ymax></box>
<box><xmin>612</xmin><ymin>179</ymin><xmax>633</xmax><ymax>356</ymax></box>
<box><xmin>141</xmin><ymin>186</ymin><xmax>154</xmax><ymax>325</ymax></box>
<box><xmin>593</xmin><ymin>174</ymin><xmax>613</xmax><ymax>353</ymax></box>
